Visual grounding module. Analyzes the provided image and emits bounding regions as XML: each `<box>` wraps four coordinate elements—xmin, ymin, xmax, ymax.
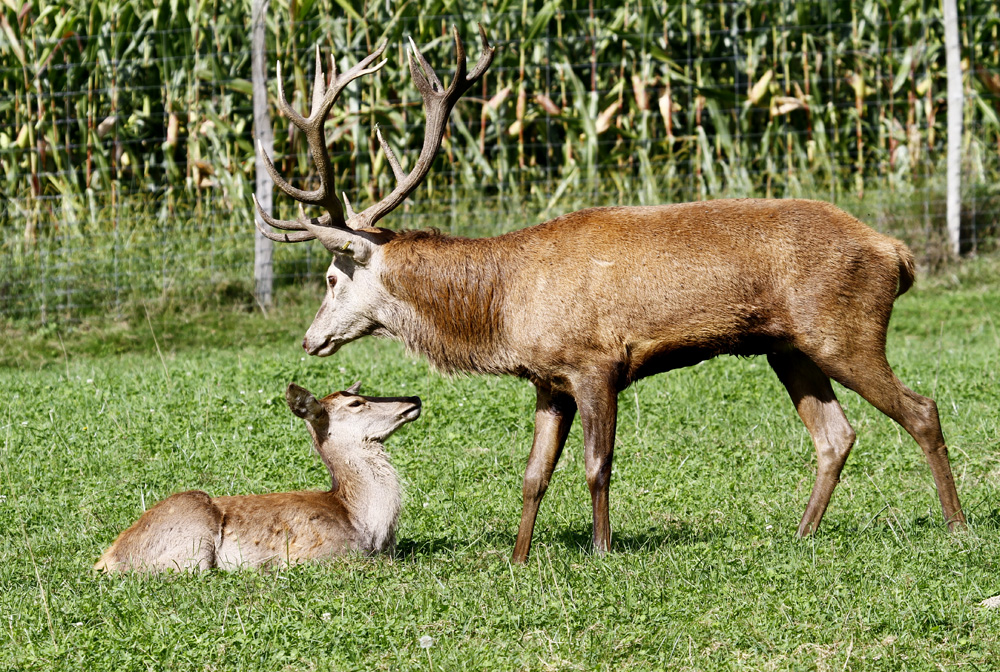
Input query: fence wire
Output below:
<box><xmin>2</xmin><ymin>0</ymin><xmax>999</xmax><ymax>323</ymax></box>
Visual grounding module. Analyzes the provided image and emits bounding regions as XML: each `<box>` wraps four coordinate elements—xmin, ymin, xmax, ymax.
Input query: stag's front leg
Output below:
<box><xmin>575</xmin><ymin>373</ymin><xmax>619</xmax><ymax>555</ymax></box>
<box><xmin>512</xmin><ymin>386</ymin><xmax>576</xmax><ymax>564</ymax></box>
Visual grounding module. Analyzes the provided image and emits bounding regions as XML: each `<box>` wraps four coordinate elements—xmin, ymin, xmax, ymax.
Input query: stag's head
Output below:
<box><xmin>254</xmin><ymin>27</ymin><xmax>494</xmax><ymax>356</ymax></box>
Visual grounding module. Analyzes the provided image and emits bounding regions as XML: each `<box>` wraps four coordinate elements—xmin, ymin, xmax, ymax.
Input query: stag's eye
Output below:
<box><xmin>327</xmin><ymin>275</ymin><xmax>337</xmax><ymax>289</ymax></box>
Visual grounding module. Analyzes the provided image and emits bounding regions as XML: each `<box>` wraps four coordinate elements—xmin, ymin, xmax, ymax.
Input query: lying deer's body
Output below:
<box><xmin>94</xmin><ymin>383</ymin><xmax>419</xmax><ymax>572</ymax></box>
<box><xmin>254</xmin><ymin>30</ymin><xmax>966</xmax><ymax>563</ymax></box>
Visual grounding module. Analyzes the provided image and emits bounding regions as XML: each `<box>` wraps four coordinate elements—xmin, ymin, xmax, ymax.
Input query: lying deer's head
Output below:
<box><xmin>285</xmin><ymin>381</ymin><xmax>421</xmax><ymax>444</ymax></box>
<box><xmin>254</xmin><ymin>28</ymin><xmax>494</xmax><ymax>356</ymax></box>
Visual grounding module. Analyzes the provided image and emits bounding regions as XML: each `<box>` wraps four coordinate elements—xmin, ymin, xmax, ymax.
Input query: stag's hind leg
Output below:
<box><xmin>768</xmin><ymin>349</ymin><xmax>857</xmax><ymax>536</ymax></box>
<box><xmin>806</xmin><ymin>347</ymin><xmax>967</xmax><ymax>531</ymax></box>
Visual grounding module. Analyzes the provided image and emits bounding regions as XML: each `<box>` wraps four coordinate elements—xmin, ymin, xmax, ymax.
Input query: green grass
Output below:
<box><xmin>2</xmin><ymin>257</ymin><xmax>999</xmax><ymax>671</ymax></box>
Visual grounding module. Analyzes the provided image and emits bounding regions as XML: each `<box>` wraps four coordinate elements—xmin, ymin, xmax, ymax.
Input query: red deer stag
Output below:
<box><xmin>95</xmin><ymin>383</ymin><xmax>420</xmax><ymax>572</ymax></box>
<box><xmin>253</xmin><ymin>27</ymin><xmax>966</xmax><ymax>563</ymax></box>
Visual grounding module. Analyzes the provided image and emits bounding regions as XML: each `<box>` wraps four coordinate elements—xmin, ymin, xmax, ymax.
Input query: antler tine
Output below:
<box><xmin>258</xmin><ymin>138</ymin><xmax>322</xmax><ymax>208</ymax></box>
<box><xmin>375</xmin><ymin>125</ymin><xmax>406</xmax><ymax>182</ymax></box>
<box><xmin>254</xmin><ymin>220</ymin><xmax>317</xmax><ymax>243</ymax></box>
<box><xmin>275</xmin><ymin>61</ymin><xmax>305</xmax><ymax>127</ymax></box>
<box><xmin>468</xmin><ymin>24</ymin><xmax>495</xmax><ymax>82</ymax></box>
<box><xmin>407</xmin><ymin>36</ymin><xmax>444</xmax><ymax>94</ymax></box>
<box><xmin>450</xmin><ymin>26</ymin><xmax>468</xmax><ymax>85</ymax></box>
<box><xmin>310</xmin><ymin>46</ymin><xmax>327</xmax><ymax>115</ymax></box>
<box><xmin>352</xmin><ymin>26</ymin><xmax>495</xmax><ymax>230</ymax></box>
<box><xmin>253</xmin><ymin>192</ymin><xmax>334</xmax><ymax>232</ymax></box>
<box><xmin>330</xmin><ymin>43</ymin><xmax>389</xmax><ymax>103</ymax></box>
<box><xmin>253</xmin><ymin>195</ymin><xmax>318</xmax><ymax>242</ymax></box>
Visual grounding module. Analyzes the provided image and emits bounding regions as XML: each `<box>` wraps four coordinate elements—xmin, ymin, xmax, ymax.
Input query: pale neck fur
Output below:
<box><xmin>314</xmin><ymin>431</ymin><xmax>402</xmax><ymax>554</ymax></box>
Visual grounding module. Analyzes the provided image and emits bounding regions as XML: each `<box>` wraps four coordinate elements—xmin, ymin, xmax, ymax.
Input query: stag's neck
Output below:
<box><xmin>379</xmin><ymin>230</ymin><xmax>520</xmax><ymax>375</ymax></box>
<box><xmin>321</xmin><ymin>438</ymin><xmax>401</xmax><ymax>553</ymax></box>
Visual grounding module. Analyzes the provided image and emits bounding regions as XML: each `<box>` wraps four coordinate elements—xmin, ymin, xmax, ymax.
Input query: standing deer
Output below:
<box><xmin>253</xmin><ymin>27</ymin><xmax>966</xmax><ymax>563</ymax></box>
<box><xmin>94</xmin><ymin>383</ymin><xmax>420</xmax><ymax>572</ymax></box>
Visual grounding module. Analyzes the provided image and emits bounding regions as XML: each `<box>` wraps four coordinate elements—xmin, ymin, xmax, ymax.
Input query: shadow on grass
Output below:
<box><xmin>394</xmin><ymin>530</ymin><xmax>517</xmax><ymax>559</ymax></box>
<box><xmin>393</xmin><ymin>504</ymin><xmax>999</xmax><ymax>561</ymax></box>
<box><xmin>554</xmin><ymin>522</ymin><xmax>730</xmax><ymax>554</ymax></box>
<box><xmin>965</xmin><ymin>506</ymin><xmax>1000</xmax><ymax>533</ymax></box>
<box><xmin>394</xmin><ymin>520</ymin><xmax>732</xmax><ymax>560</ymax></box>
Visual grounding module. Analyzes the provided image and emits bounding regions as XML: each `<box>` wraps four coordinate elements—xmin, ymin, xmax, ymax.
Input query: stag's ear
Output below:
<box><xmin>305</xmin><ymin>223</ymin><xmax>374</xmax><ymax>264</ymax></box>
<box><xmin>286</xmin><ymin>383</ymin><xmax>325</xmax><ymax>421</ymax></box>
<box><xmin>345</xmin><ymin>381</ymin><xmax>363</xmax><ymax>395</ymax></box>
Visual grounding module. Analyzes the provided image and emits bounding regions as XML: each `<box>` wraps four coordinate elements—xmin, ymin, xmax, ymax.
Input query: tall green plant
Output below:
<box><xmin>2</xmin><ymin>0</ymin><xmax>999</xmax><ymax>322</ymax></box>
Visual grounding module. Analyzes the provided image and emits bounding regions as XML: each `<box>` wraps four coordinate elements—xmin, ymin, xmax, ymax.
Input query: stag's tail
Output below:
<box><xmin>894</xmin><ymin>240</ymin><xmax>916</xmax><ymax>297</ymax></box>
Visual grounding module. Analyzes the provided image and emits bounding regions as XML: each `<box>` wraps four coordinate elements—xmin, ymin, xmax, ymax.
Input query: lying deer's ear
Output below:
<box><xmin>286</xmin><ymin>383</ymin><xmax>324</xmax><ymax>420</ymax></box>
<box><xmin>346</xmin><ymin>381</ymin><xmax>363</xmax><ymax>395</ymax></box>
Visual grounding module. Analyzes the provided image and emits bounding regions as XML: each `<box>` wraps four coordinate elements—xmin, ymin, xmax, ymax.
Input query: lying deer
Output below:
<box><xmin>94</xmin><ymin>383</ymin><xmax>420</xmax><ymax>572</ymax></box>
<box><xmin>253</xmin><ymin>26</ymin><xmax>966</xmax><ymax>563</ymax></box>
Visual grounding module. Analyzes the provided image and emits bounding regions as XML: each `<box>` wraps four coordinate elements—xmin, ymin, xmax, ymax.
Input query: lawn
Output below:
<box><xmin>1</xmin><ymin>258</ymin><xmax>999</xmax><ymax>671</ymax></box>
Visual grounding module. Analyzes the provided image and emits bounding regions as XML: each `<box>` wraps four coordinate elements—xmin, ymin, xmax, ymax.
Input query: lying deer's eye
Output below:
<box><xmin>347</xmin><ymin>399</ymin><xmax>363</xmax><ymax>408</ymax></box>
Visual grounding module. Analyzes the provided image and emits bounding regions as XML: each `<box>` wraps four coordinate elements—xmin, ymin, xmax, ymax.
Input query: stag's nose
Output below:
<box><xmin>302</xmin><ymin>336</ymin><xmax>307</xmax><ymax>351</ymax></box>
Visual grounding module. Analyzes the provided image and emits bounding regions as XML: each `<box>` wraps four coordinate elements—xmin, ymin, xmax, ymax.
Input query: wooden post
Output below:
<box><xmin>943</xmin><ymin>0</ymin><xmax>963</xmax><ymax>255</ymax></box>
<box><xmin>252</xmin><ymin>0</ymin><xmax>274</xmax><ymax>308</ymax></box>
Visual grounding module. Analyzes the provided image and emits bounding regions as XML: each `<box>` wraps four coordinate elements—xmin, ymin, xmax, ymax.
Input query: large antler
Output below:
<box><xmin>253</xmin><ymin>42</ymin><xmax>387</xmax><ymax>243</ymax></box>
<box><xmin>253</xmin><ymin>25</ymin><xmax>495</xmax><ymax>257</ymax></box>
<box><xmin>353</xmin><ymin>25</ymin><xmax>494</xmax><ymax>230</ymax></box>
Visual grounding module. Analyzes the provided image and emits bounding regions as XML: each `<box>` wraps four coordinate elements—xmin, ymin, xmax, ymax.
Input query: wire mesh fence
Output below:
<box><xmin>2</xmin><ymin>0</ymin><xmax>999</xmax><ymax>324</ymax></box>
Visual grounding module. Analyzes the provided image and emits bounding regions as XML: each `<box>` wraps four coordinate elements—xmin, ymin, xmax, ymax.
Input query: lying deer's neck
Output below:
<box><xmin>315</xmin><ymin>431</ymin><xmax>401</xmax><ymax>553</ymax></box>
<box><xmin>380</xmin><ymin>230</ymin><xmax>518</xmax><ymax>375</ymax></box>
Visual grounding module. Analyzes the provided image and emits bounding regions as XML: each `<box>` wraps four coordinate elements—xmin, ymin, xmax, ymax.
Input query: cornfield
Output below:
<box><xmin>2</xmin><ymin>0</ymin><xmax>999</xmax><ymax>322</ymax></box>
